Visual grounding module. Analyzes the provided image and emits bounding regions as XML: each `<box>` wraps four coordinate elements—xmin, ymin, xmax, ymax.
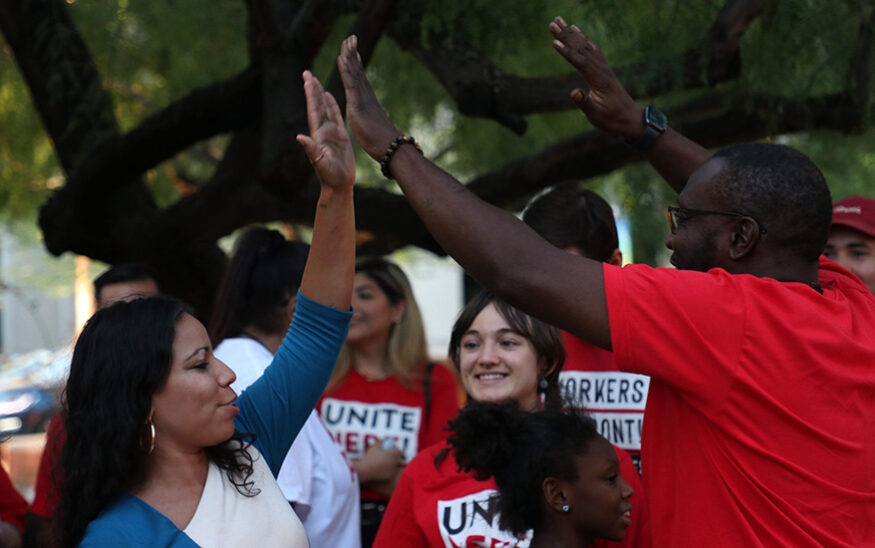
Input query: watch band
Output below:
<box><xmin>626</xmin><ymin>105</ymin><xmax>667</xmax><ymax>151</ymax></box>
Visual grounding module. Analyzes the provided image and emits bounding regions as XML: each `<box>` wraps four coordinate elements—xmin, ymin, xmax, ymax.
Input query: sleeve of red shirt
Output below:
<box><xmin>31</xmin><ymin>413</ymin><xmax>65</xmax><ymax>519</ymax></box>
<box><xmin>421</xmin><ymin>364</ymin><xmax>460</xmax><ymax>449</ymax></box>
<box><xmin>373</xmin><ymin>459</ymin><xmax>428</xmax><ymax>547</ymax></box>
<box><xmin>603</xmin><ymin>263</ymin><xmax>746</xmax><ymax>412</ymax></box>
<box><xmin>0</xmin><ymin>463</ymin><xmax>27</xmax><ymax>535</ymax></box>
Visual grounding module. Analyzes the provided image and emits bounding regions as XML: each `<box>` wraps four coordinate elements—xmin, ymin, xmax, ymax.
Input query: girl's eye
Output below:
<box><xmin>192</xmin><ymin>362</ymin><xmax>209</xmax><ymax>370</ymax></box>
<box><xmin>499</xmin><ymin>338</ymin><xmax>519</xmax><ymax>348</ymax></box>
<box><xmin>461</xmin><ymin>340</ymin><xmax>479</xmax><ymax>350</ymax></box>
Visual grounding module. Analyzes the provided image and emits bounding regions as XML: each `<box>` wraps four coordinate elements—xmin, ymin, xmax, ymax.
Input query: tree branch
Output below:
<box><xmin>72</xmin><ymin>66</ymin><xmax>260</xmax><ymax>196</ymax></box>
<box><xmin>0</xmin><ymin>0</ymin><xmax>119</xmax><ymax>171</ymax></box>
<box><xmin>259</xmin><ymin>0</ymin><xmax>347</xmax><ymax>178</ymax></box>
<box><xmin>849</xmin><ymin>3</ymin><xmax>874</xmax><ymax>120</ymax></box>
<box><xmin>355</xmin><ymin>90</ymin><xmax>863</xmax><ymax>255</ymax></box>
<box><xmin>388</xmin><ymin>0</ymin><xmax>766</xmax><ymax>134</ymax></box>
<box><xmin>325</xmin><ymin>0</ymin><xmax>399</xmax><ymax>106</ymax></box>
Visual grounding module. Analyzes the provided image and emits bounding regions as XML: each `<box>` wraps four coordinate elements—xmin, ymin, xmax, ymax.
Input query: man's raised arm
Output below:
<box><xmin>337</xmin><ymin>35</ymin><xmax>611</xmax><ymax>349</ymax></box>
<box><xmin>548</xmin><ymin>17</ymin><xmax>710</xmax><ymax>192</ymax></box>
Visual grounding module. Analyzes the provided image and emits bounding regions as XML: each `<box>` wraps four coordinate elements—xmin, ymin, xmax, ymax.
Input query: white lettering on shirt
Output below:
<box><xmin>320</xmin><ymin>399</ymin><xmax>422</xmax><ymax>463</ymax></box>
<box><xmin>437</xmin><ymin>489</ymin><xmax>531</xmax><ymax>548</ymax></box>
<box><xmin>560</xmin><ymin>371</ymin><xmax>649</xmax><ymax>452</ymax></box>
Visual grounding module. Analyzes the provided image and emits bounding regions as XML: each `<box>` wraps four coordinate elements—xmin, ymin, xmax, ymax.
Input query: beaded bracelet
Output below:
<box><xmin>380</xmin><ymin>135</ymin><xmax>423</xmax><ymax>180</ymax></box>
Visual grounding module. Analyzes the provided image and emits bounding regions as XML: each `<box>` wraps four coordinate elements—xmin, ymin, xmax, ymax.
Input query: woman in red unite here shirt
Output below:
<box><xmin>374</xmin><ymin>292</ymin><xmax>649</xmax><ymax>548</ymax></box>
<box><xmin>317</xmin><ymin>257</ymin><xmax>460</xmax><ymax>547</ymax></box>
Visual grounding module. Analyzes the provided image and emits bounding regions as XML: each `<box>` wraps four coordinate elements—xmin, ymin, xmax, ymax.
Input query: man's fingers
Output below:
<box><xmin>552</xmin><ymin>37</ymin><xmax>585</xmax><ymax>70</ymax></box>
<box><xmin>570</xmin><ymin>88</ymin><xmax>592</xmax><ymax>112</ymax></box>
<box><xmin>338</xmin><ymin>37</ymin><xmax>362</xmax><ymax>99</ymax></box>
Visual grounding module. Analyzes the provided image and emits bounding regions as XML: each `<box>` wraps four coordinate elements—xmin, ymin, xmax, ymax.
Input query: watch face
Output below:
<box><xmin>645</xmin><ymin>106</ymin><xmax>667</xmax><ymax>131</ymax></box>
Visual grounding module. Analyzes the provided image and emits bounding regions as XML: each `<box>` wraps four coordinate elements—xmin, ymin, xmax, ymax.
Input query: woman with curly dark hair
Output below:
<box><xmin>374</xmin><ymin>291</ymin><xmax>647</xmax><ymax>548</ymax></box>
<box><xmin>53</xmin><ymin>69</ymin><xmax>356</xmax><ymax>547</ymax></box>
<box><xmin>449</xmin><ymin>400</ymin><xmax>632</xmax><ymax>547</ymax></box>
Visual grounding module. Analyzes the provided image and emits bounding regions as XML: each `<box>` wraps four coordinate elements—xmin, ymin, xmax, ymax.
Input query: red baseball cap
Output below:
<box><xmin>832</xmin><ymin>196</ymin><xmax>875</xmax><ymax>238</ymax></box>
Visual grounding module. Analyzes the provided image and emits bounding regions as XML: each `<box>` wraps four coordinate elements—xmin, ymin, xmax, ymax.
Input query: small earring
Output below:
<box><xmin>538</xmin><ymin>378</ymin><xmax>549</xmax><ymax>391</ymax></box>
<box><xmin>561</xmin><ymin>504</ymin><xmax>570</xmax><ymax>513</ymax></box>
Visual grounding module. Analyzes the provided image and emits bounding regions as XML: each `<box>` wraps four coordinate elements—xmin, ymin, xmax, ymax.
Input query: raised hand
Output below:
<box><xmin>336</xmin><ymin>35</ymin><xmax>402</xmax><ymax>161</ymax></box>
<box><xmin>296</xmin><ymin>70</ymin><xmax>355</xmax><ymax>191</ymax></box>
<box><xmin>549</xmin><ymin>17</ymin><xmax>644</xmax><ymax>139</ymax></box>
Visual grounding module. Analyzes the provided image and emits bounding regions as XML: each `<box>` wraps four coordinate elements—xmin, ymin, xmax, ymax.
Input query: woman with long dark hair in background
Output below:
<box><xmin>208</xmin><ymin>227</ymin><xmax>361</xmax><ymax>547</ymax></box>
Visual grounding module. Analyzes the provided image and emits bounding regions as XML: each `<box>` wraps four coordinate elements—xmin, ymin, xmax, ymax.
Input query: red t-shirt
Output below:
<box><xmin>318</xmin><ymin>364</ymin><xmax>459</xmax><ymax>500</ymax></box>
<box><xmin>31</xmin><ymin>413</ymin><xmax>65</xmax><ymax>519</ymax></box>
<box><xmin>560</xmin><ymin>333</ymin><xmax>648</xmax><ymax>468</ymax></box>
<box><xmin>604</xmin><ymin>256</ymin><xmax>875</xmax><ymax>546</ymax></box>
<box><xmin>0</xmin><ymin>462</ymin><xmax>27</xmax><ymax>534</ymax></box>
<box><xmin>374</xmin><ymin>440</ymin><xmax>649</xmax><ymax>548</ymax></box>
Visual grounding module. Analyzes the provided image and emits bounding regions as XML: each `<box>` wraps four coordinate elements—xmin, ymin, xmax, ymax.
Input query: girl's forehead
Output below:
<box><xmin>470</xmin><ymin>305</ymin><xmax>523</xmax><ymax>336</ymax></box>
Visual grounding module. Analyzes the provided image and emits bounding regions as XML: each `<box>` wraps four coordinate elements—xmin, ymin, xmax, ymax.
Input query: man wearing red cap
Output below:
<box><xmin>825</xmin><ymin>196</ymin><xmax>875</xmax><ymax>294</ymax></box>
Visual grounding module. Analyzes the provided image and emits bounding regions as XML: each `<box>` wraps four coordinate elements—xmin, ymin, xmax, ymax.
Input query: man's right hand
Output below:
<box><xmin>337</xmin><ymin>35</ymin><xmax>403</xmax><ymax>162</ymax></box>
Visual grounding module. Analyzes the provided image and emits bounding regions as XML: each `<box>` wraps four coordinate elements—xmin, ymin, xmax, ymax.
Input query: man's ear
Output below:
<box><xmin>607</xmin><ymin>248</ymin><xmax>623</xmax><ymax>266</ymax></box>
<box><xmin>728</xmin><ymin>217</ymin><xmax>763</xmax><ymax>260</ymax></box>
<box><xmin>542</xmin><ymin>476</ymin><xmax>571</xmax><ymax>513</ymax></box>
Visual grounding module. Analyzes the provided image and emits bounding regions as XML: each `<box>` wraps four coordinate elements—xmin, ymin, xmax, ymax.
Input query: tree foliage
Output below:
<box><xmin>0</xmin><ymin>0</ymin><xmax>872</xmax><ymax>315</ymax></box>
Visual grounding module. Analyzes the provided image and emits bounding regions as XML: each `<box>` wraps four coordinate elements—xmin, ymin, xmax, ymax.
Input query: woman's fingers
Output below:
<box><xmin>325</xmin><ymin>91</ymin><xmax>345</xmax><ymax>128</ymax></box>
<box><xmin>295</xmin><ymin>134</ymin><xmax>322</xmax><ymax>165</ymax></box>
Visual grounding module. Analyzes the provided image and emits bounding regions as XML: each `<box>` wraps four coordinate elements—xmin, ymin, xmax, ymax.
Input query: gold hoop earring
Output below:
<box><xmin>141</xmin><ymin>418</ymin><xmax>156</xmax><ymax>454</ymax></box>
<box><xmin>148</xmin><ymin>419</ymin><xmax>156</xmax><ymax>454</ymax></box>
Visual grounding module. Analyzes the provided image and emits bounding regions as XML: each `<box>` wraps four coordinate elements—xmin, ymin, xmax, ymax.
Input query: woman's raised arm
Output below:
<box><xmin>296</xmin><ymin>70</ymin><xmax>356</xmax><ymax>311</ymax></box>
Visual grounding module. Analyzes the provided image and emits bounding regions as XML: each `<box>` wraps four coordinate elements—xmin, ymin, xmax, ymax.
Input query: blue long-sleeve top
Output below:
<box><xmin>80</xmin><ymin>292</ymin><xmax>352</xmax><ymax>546</ymax></box>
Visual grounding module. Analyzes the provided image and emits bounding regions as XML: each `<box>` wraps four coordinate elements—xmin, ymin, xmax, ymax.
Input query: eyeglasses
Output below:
<box><xmin>667</xmin><ymin>206</ymin><xmax>768</xmax><ymax>235</ymax></box>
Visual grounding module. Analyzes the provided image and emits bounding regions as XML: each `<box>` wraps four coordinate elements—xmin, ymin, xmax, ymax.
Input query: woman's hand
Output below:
<box><xmin>365</xmin><ymin>468</ymin><xmax>404</xmax><ymax>498</ymax></box>
<box><xmin>337</xmin><ymin>35</ymin><xmax>402</xmax><ymax>161</ymax></box>
<box><xmin>549</xmin><ymin>17</ymin><xmax>644</xmax><ymax>139</ymax></box>
<box><xmin>353</xmin><ymin>443</ymin><xmax>404</xmax><ymax>484</ymax></box>
<box><xmin>296</xmin><ymin>70</ymin><xmax>355</xmax><ymax>191</ymax></box>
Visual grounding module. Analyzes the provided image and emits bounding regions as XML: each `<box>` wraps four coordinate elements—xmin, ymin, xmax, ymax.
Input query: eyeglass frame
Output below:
<box><xmin>667</xmin><ymin>206</ymin><xmax>768</xmax><ymax>235</ymax></box>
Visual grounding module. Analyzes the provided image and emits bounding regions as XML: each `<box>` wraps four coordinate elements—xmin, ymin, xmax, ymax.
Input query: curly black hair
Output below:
<box><xmin>53</xmin><ymin>296</ymin><xmax>256</xmax><ymax>546</ymax></box>
<box><xmin>448</xmin><ymin>399</ymin><xmax>599</xmax><ymax>539</ymax></box>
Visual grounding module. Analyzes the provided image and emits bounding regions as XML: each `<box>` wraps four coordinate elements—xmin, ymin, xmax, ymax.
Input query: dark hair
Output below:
<box><xmin>54</xmin><ymin>296</ymin><xmax>255</xmax><ymax>547</ymax></box>
<box><xmin>448</xmin><ymin>400</ymin><xmax>600</xmax><ymax>538</ymax></box>
<box><xmin>711</xmin><ymin>143</ymin><xmax>832</xmax><ymax>262</ymax></box>
<box><xmin>93</xmin><ymin>264</ymin><xmax>159</xmax><ymax>303</ymax></box>
<box><xmin>208</xmin><ymin>228</ymin><xmax>309</xmax><ymax>346</ymax></box>
<box><xmin>523</xmin><ymin>187</ymin><xmax>619</xmax><ymax>262</ymax></box>
<box><xmin>448</xmin><ymin>291</ymin><xmax>565</xmax><ymax>410</ymax></box>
